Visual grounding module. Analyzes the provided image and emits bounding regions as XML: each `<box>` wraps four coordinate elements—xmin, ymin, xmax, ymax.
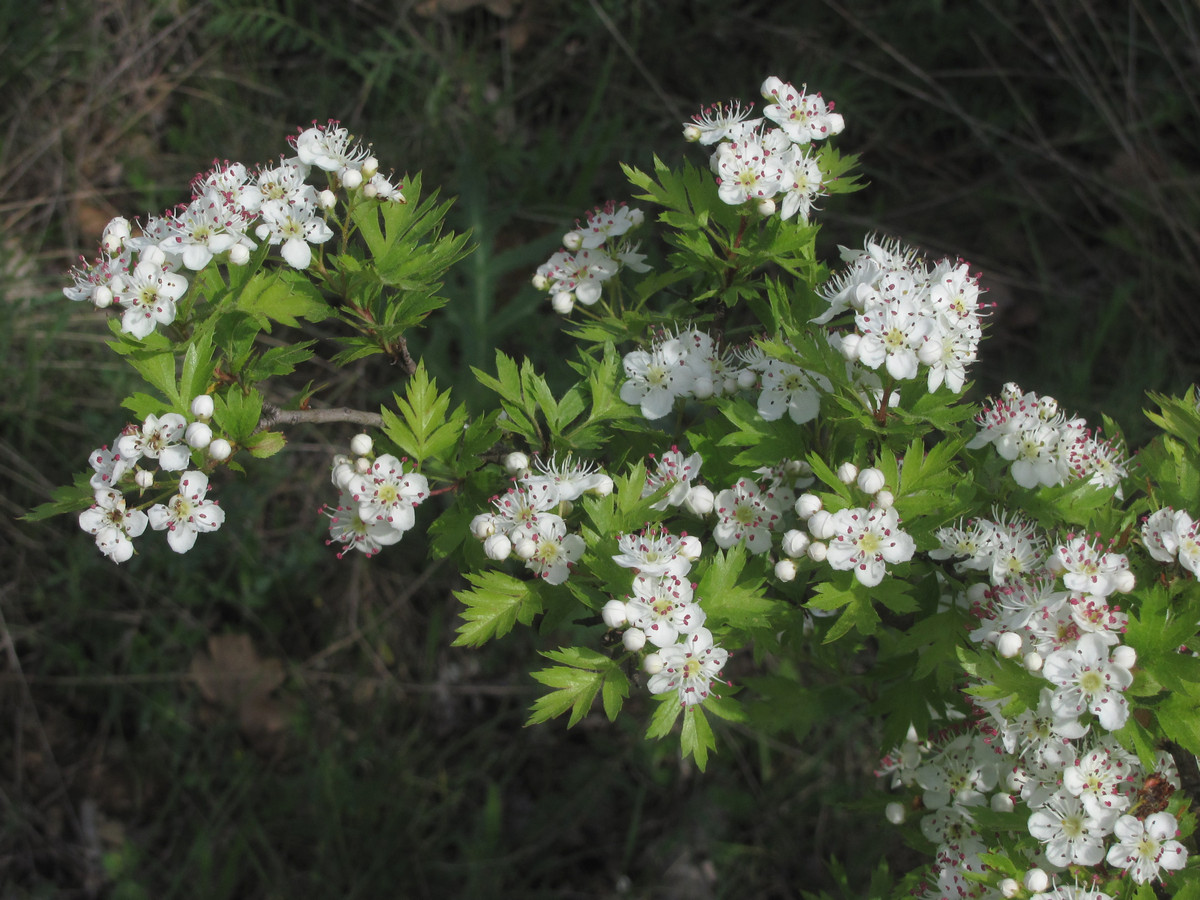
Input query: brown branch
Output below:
<box><xmin>258</xmin><ymin>403</ymin><xmax>383</xmax><ymax>431</ymax></box>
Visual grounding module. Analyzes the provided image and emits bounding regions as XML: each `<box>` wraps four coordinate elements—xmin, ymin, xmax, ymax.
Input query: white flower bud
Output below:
<box><xmin>917</xmin><ymin>337</ymin><xmax>943</xmax><ymax>366</ymax></box>
<box><xmin>996</xmin><ymin>632</ymin><xmax>1023</xmax><ymax>659</ymax></box>
<box><xmin>589</xmin><ymin>475</ymin><xmax>614</xmax><ymax>497</ymax></box>
<box><xmin>1111</xmin><ymin>644</ymin><xmax>1137</xmax><ymax>670</ymax></box>
<box><xmin>228</xmin><ymin>243</ymin><xmax>251</xmax><ymax>266</ymax></box>
<box><xmin>354</xmin><ymin>456</ymin><xmax>371</xmax><ymax>475</ymax></box>
<box><xmin>350</xmin><ymin>433</ymin><xmax>373</xmax><ymax>457</ymax></box>
<box><xmin>692</xmin><ymin>376</ymin><xmax>715</xmax><ymax>400</ymax></box>
<box><xmin>781</xmin><ymin>529</ymin><xmax>810</xmax><ymax>558</ymax></box>
<box><xmin>134</xmin><ymin>469</ymin><xmax>154</xmax><ymax>490</ymax></box>
<box><xmin>991</xmin><ymin>793</ymin><xmax>1015</xmax><ymax>814</ymax></box>
<box><xmin>102</xmin><ymin>217</ymin><xmax>131</xmax><ymax>253</ymax></box>
<box><xmin>965</xmin><ymin>582</ymin><xmax>990</xmax><ymax>604</ymax></box>
<box><xmin>207</xmin><ymin>438</ymin><xmax>232</xmax><ymax>461</ymax></box>
<box><xmin>483</xmin><ymin>533</ymin><xmax>512</xmax><ymax>560</ymax></box>
<box><xmin>93</xmin><ymin>285</ymin><xmax>113</xmax><ymax>309</ymax></box>
<box><xmin>836</xmin><ymin>461</ymin><xmax>858</xmax><ymax>484</ymax></box>
<box><xmin>551</xmin><ymin>292</ymin><xmax>575</xmax><ymax>314</ymax></box>
<box><xmin>185</xmin><ymin>421</ymin><xmax>213</xmax><ymax>450</ymax></box>
<box><xmin>682</xmin><ymin>124</ymin><xmax>703</xmax><ymax>143</ymax></box>
<box><xmin>513</xmin><ymin>537</ymin><xmax>537</xmax><ymax>560</ymax></box>
<box><xmin>361</xmin><ymin>156</ymin><xmax>379</xmax><ymax>179</ymax></box>
<box><xmin>190</xmin><ymin>394</ymin><xmax>214</xmax><ymax>420</ymax></box>
<box><xmin>807</xmin><ymin>509</ymin><xmax>835</xmax><ymax>540</ymax></box>
<box><xmin>469</xmin><ymin>513</ymin><xmax>497</xmax><ymax>539</ymax></box>
<box><xmin>531</xmin><ymin>273</ymin><xmax>550</xmax><ymax>291</ymax></box>
<box><xmin>838</xmin><ymin>333</ymin><xmax>862</xmax><ymax>361</ymax></box>
<box><xmin>679</xmin><ymin>535</ymin><xmax>702</xmax><ymax>561</ymax></box>
<box><xmin>774</xmin><ymin>559</ymin><xmax>797</xmax><ymax>582</ymax></box>
<box><xmin>998</xmin><ymin>878</ymin><xmax>1020</xmax><ymax>899</ymax></box>
<box><xmin>856</xmin><ymin>467</ymin><xmax>886</xmax><ymax>495</ymax></box>
<box><xmin>755</xmin><ymin>198</ymin><xmax>776</xmax><ymax>217</ymax></box>
<box><xmin>622</xmin><ymin>627</ymin><xmax>647</xmax><ymax>651</ymax></box>
<box><xmin>602</xmin><ymin>599</ymin><xmax>628</xmax><ymax>629</ymax></box>
<box><xmin>807</xmin><ymin>540</ymin><xmax>827</xmax><ymax>563</ymax></box>
<box><xmin>504</xmin><ymin>452</ymin><xmax>529</xmax><ymax>475</ymax></box>
<box><xmin>795</xmin><ymin>493</ymin><xmax>822</xmax><ymax>519</ymax></box>
<box><xmin>884</xmin><ymin>802</ymin><xmax>906</xmax><ymax>825</ymax></box>
<box><xmin>562</xmin><ymin>231</ymin><xmax>583</xmax><ymax>252</ymax></box>
<box><xmin>1112</xmin><ymin>568</ymin><xmax>1136</xmax><ymax>594</ymax></box>
<box><xmin>643</xmin><ymin>652</ymin><xmax>665</xmax><ymax>675</ymax></box>
<box><xmin>1023</xmin><ymin>651</ymin><xmax>1043</xmax><ymax>673</ymax></box>
<box><xmin>683</xmin><ymin>484</ymin><xmax>714</xmax><ymax>516</ymax></box>
<box><xmin>332</xmin><ymin>462</ymin><xmax>357</xmax><ymax>492</ymax></box>
<box><xmin>736</xmin><ymin>368</ymin><xmax>758</xmax><ymax>390</ymax></box>
<box><xmin>341</xmin><ymin>168</ymin><xmax>363</xmax><ymax>190</ymax></box>
<box><xmin>1024</xmin><ymin>868</ymin><xmax>1049</xmax><ymax>893</ymax></box>
<box><xmin>873</xmin><ymin>489</ymin><xmax>895</xmax><ymax>509</ymax></box>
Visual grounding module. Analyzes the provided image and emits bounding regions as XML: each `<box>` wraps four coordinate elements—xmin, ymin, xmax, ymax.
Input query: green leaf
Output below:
<box><xmin>23</xmin><ymin>472</ymin><xmax>95</xmax><ymax>521</ymax></box>
<box><xmin>452</xmin><ymin>570</ymin><xmax>542</xmax><ymax>647</ymax></box>
<box><xmin>245</xmin><ymin>430</ymin><xmax>286</xmax><ymax>458</ymax></box>
<box><xmin>680</xmin><ymin>705</ymin><xmax>715</xmax><ymax>771</ymax></box>
<box><xmin>212</xmin><ymin>389</ymin><xmax>264</xmax><ymax>444</ymax></box>
<box><xmin>528</xmin><ymin>666</ymin><xmax>604</xmax><ymax>728</ymax></box>
<box><xmin>380</xmin><ymin>362</ymin><xmax>467</xmax><ymax>464</ymax></box>
<box><xmin>235</xmin><ymin>269</ymin><xmax>333</xmax><ymax>329</ymax></box>
<box><xmin>695</xmin><ymin>545</ymin><xmax>778</xmax><ymax>631</ymax></box>
<box><xmin>645</xmin><ymin>693</ymin><xmax>683</xmax><ymax>739</ymax></box>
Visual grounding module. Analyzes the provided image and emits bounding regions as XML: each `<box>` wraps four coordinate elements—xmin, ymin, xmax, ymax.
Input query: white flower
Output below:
<box><xmin>825</xmin><ymin>505</ymin><xmax>915</xmax><ymax>587</ymax></box>
<box><xmin>520</xmin><ymin>515</ymin><xmax>585</xmax><ymax>585</ymax></box>
<box><xmin>321</xmin><ymin>490</ymin><xmax>404</xmax><ymax>558</ymax></box>
<box><xmin>642</xmin><ymin>447</ymin><xmax>703</xmax><ymax>510</ymax></box>
<box><xmin>79</xmin><ymin>489</ymin><xmax>148</xmax><ymax>564</ymax></box>
<box><xmin>147</xmin><ymin>470</ymin><xmax>225</xmax><ymax>553</ymax></box>
<box><xmin>116</xmin><ymin>413</ymin><xmax>191</xmax><ymax>472</ymax></box>
<box><xmin>713</xmin><ymin>137</ymin><xmax>783</xmax><ymax>206</ymax></box>
<box><xmin>760</xmin><ymin>77</ymin><xmax>844</xmax><ymax>144</ymax></box>
<box><xmin>646</xmin><ymin>628</ymin><xmax>728</xmax><ymax>706</ymax></box>
<box><xmin>1027</xmin><ymin>793</ymin><xmax>1115</xmax><ymax>867</ymax></box>
<box><xmin>1105</xmin><ymin>812</ymin><xmax>1188</xmax><ymax>883</ymax></box>
<box><xmin>756</xmin><ymin>359</ymin><xmax>828</xmax><ymax>424</ymax></box>
<box><xmin>625</xmin><ymin>573</ymin><xmax>704</xmax><ymax>648</ymax></box>
<box><xmin>257</xmin><ymin>197</ymin><xmax>333</xmax><ymax>269</ymax></box>
<box><xmin>712</xmin><ymin>478</ymin><xmax>781</xmax><ymax>554</ymax></box>
<box><xmin>1042</xmin><ymin>633</ymin><xmax>1133</xmax><ymax>731</ymax></box>
<box><xmin>683</xmin><ymin>99</ymin><xmax>761</xmax><ymax>144</ymax></box>
<box><xmin>620</xmin><ymin>339</ymin><xmax>694</xmax><ymax>419</ymax></box>
<box><xmin>115</xmin><ymin>247</ymin><xmax>188</xmax><ymax>338</ymax></box>
<box><xmin>612</xmin><ymin>526</ymin><xmax>693</xmax><ymax>578</ymax></box>
<box><xmin>350</xmin><ymin>453</ymin><xmax>429</xmax><ymax>532</ymax></box>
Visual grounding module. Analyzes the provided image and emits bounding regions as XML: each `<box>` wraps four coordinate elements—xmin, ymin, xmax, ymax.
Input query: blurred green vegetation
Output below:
<box><xmin>2</xmin><ymin>0</ymin><xmax>1197</xmax><ymax>896</ymax></box>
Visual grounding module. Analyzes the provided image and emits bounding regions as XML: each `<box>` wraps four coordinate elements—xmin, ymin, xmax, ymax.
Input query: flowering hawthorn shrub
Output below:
<box><xmin>32</xmin><ymin>82</ymin><xmax>1200</xmax><ymax>898</ymax></box>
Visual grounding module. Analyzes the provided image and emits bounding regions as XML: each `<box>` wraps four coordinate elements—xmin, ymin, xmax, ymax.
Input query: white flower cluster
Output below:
<box><xmin>78</xmin><ymin>395</ymin><xmax>228</xmax><ymax>563</ymax></box>
<box><xmin>323</xmin><ymin>435</ymin><xmax>430</xmax><ymax>559</ymax></box>
<box><xmin>685</xmin><ymin>76</ymin><xmax>842</xmax><ymax>221</ymax></box>
<box><xmin>601</xmin><ymin>525</ymin><xmax>728</xmax><ymax>707</ymax></box>
<box><xmin>619</xmin><ymin>324</ymin><xmax>828</xmax><ymax>423</ymax></box>
<box><xmin>468</xmin><ymin>453</ymin><xmax>612</xmax><ymax>584</ymax></box>
<box><xmin>969</xmin><ymin>383</ymin><xmax>1128</xmax><ymax>490</ymax></box>
<box><xmin>816</xmin><ymin>235</ymin><xmax>985</xmax><ymax>395</ymax></box>
<box><xmin>781</xmin><ymin>464</ymin><xmax>914</xmax><ymax>587</ymax></box>
<box><xmin>64</xmin><ymin>121</ymin><xmax>403</xmax><ymax>339</ymax></box>
<box><xmin>532</xmin><ymin>202</ymin><xmax>650</xmax><ymax>314</ymax></box>
<box><xmin>1142</xmin><ymin>507</ymin><xmax>1200</xmax><ymax>573</ymax></box>
<box><xmin>888</xmin><ymin>515</ymin><xmax>1190</xmax><ymax>894</ymax></box>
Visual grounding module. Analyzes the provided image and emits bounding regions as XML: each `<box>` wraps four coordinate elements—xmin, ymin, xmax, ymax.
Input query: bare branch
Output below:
<box><xmin>258</xmin><ymin>403</ymin><xmax>383</xmax><ymax>431</ymax></box>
